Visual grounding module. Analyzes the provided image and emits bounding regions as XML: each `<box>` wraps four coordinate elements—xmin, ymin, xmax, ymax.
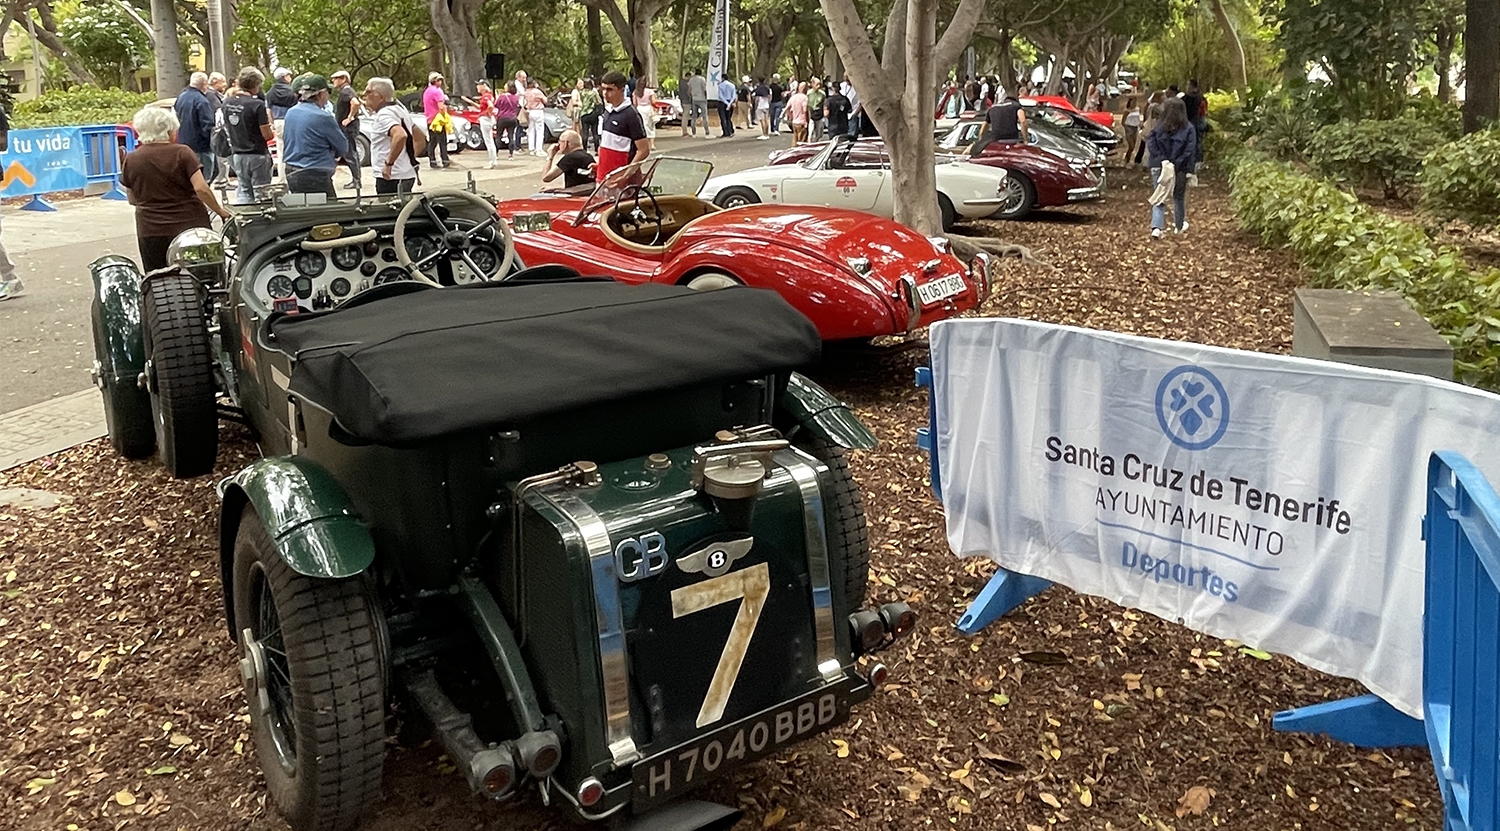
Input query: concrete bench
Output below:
<box><xmin>1292</xmin><ymin>288</ymin><xmax>1453</xmax><ymax>380</ymax></box>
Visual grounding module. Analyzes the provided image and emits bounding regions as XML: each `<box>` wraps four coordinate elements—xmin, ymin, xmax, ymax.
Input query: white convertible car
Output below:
<box><xmin>698</xmin><ymin>137</ymin><xmax>1009</xmax><ymax>230</ymax></box>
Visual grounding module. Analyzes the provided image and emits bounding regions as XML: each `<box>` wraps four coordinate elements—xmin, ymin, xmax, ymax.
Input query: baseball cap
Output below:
<box><xmin>429</xmin><ymin>71</ymin><xmax>444</xmax><ymax>82</ymax></box>
<box><xmin>292</xmin><ymin>73</ymin><xmax>329</xmax><ymax>100</ymax></box>
<box><xmin>273</xmin><ymin>67</ymin><xmax>292</xmax><ymax>80</ymax></box>
<box><xmin>330</xmin><ymin>69</ymin><xmax>350</xmax><ymax>80</ymax></box>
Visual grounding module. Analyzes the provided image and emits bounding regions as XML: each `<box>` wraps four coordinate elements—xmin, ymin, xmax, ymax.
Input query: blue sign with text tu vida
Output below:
<box><xmin>0</xmin><ymin>127</ymin><xmax>88</xmax><ymax>197</ymax></box>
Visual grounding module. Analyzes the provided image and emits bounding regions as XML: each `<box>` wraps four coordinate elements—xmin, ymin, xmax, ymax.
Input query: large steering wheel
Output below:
<box><xmin>394</xmin><ymin>188</ymin><xmax>516</xmax><ymax>286</ymax></box>
<box><xmin>612</xmin><ymin>184</ymin><xmax>663</xmax><ymax>246</ymax></box>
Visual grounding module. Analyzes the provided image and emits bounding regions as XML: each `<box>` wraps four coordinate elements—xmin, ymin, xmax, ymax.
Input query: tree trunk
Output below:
<box><xmin>820</xmin><ymin>0</ymin><xmax>984</xmax><ymax>236</ymax></box>
<box><xmin>429</xmin><ymin>0</ymin><xmax>484</xmax><ymax>92</ymax></box>
<box><xmin>890</xmin><ymin>0</ymin><xmax>939</xmax><ymax>233</ymax></box>
<box><xmin>1467</xmin><ymin>0</ymin><xmax>1500</xmax><ymax>132</ymax></box>
<box><xmin>588</xmin><ymin>5</ymin><xmax>605</xmax><ymax>78</ymax></box>
<box><xmin>1209</xmin><ymin>0</ymin><xmax>1247</xmax><ymax>95</ymax></box>
<box><xmin>995</xmin><ymin>28</ymin><xmax>1014</xmax><ymax>88</ymax></box>
<box><xmin>1043</xmin><ymin>43</ymin><xmax>1068</xmax><ymax>94</ymax></box>
<box><xmin>149</xmin><ymin>0</ymin><xmax>184</xmax><ymax>92</ymax></box>
<box><xmin>750</xmin><ymin>11</ymin><xmax>796</xmax><ymax>81</ymax></box>
<box><xmin>677</xmin><ymin>0</ymin><xmax>690</xmax><ymax>82</ymax></box>
<box><xmin>1435</xmin><ymin>20</ymin><xmax>1456</xmax><ymax>104</ymax></box>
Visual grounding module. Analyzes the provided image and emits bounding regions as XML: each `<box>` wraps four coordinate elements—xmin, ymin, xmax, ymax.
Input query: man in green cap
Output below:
<box><xmin>281</xmin><ymin>73</ymin><xmax>350</xmax><ymax>196</ymax></box>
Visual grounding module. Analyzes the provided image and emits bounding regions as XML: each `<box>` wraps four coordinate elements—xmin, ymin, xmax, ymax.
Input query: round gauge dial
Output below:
<box><xmin>360</xmin><ymin>261</ymin><xmax>377</xmax><ymax>277</ymax></box>
<box><xmin>467</xmin><ymin>245</ymin><xmax>499</xmax><ymax>277</ymax></box>
<box><xmin>381</xmin><ymin>248</ymin><xmax>397</xmax><ymax>263</ymax></box>
<box><xmin>295</xmin><ymin>251</ymin><xmax>326</xmax><ymax>278</ymax></box>
<box><xmin>330</xmin><ymin>277</ymin><xmax>351</xmax><ymax>298</ymax></box>
<box><xmin>374</xmin><ymin>267</ymin><xmax>409</xmax><ymax>285</ymax></box>
<box><xmin>404</xmin><ymin>235</ymin><xmax>438</xmax><ymax>265</ymax></box>
<box><xmin>331</xmin><ymin>245</ymin><xmax>362</xmax><ymax>270</ymax></box>
<box><xmin>293</xmin><ymin>276</ymin><xmax>314</xmax><ymax>299</ymax></box>
<box><xmin>266</xmin><ymin>274</ymin><xmax>295</xmax><ymax>298</ymax></box>
<box><xmin>363</xmin><ymin>239</ymin><xmax>381</xmax><ymax>258</ymax></box>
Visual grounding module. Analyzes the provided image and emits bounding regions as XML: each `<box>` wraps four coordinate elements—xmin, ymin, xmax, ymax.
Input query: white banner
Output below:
<box><xmin>930</xmin><ymin>318</ymin><xmax>1500</xmax><ymax>718</ymax></box>
<box><xmin>707</xmin><ymin>0</ymin><xmax>729</xmax><ymax>87</ymax></box>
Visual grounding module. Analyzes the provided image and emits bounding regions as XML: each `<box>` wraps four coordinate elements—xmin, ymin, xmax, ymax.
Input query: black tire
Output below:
<box><xmin>938</xmin><ymin>193</ymin><xmax>957</xmax><ymax>232</ymax></box>
<box><xmin>234</xmin><ymin>505</ymin><xmax>386</xmax><ymax>831</ymax></box>
<box><xmin>715</xmin><ymin>186</ymin><xmax>760</xmax><ymax>209</ymax></box>
<box><xmin>142</xmin><ymin>272</ymin><xmax>218</xmax><ymax>478</ymax></box>
<box><xmin>355</xmin><ymin>134</ymin><xmax>372</xmax><ymax>167</ymax></box>
<box><xmin>796</xmin><ymin>434</ymin><xmax>870</xmax><ymax>608</ymax></box>
<box><xmin>993</xmin><ymin>173</ymin><xmax>1036</xmax><ymax>221</ymax></box>
<box><xmin>91</xmin><ymin>309</ymin><xmax>155</xmax><ymax>459</ymax></box>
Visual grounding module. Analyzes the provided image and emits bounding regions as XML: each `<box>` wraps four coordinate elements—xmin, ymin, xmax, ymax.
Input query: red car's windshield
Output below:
<box><xmin>575</xmin><ymin>156</ymin><xmax>715</xmax><ymax>220</ymax></box>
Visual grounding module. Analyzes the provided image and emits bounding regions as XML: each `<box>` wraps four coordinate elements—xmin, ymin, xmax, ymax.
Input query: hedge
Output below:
<box><xmin>1229</xmin><ymin>154</ymin><xmax>1500</xmax><ymax>388</ymax></box>
<box><xmin>12</xmin><ymin>88</ymin><xmax>158</xmax><ymax>129</ymax></box>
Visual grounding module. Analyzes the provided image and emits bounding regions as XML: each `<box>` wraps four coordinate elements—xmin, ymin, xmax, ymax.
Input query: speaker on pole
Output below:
<box><xmin>485</xmin><ymin>53</ymin><xmax>506</xmax><ymax>82</ymax></box>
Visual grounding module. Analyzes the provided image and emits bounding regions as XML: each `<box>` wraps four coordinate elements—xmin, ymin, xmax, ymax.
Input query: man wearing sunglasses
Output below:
<box><xmin>596</xmin><ymin>71</ymin><xmax>650</xmax><ymax>182</ymax></box>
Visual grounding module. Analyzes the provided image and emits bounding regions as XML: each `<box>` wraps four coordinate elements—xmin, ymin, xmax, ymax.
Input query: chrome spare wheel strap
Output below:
<box><xmin>538</xmin><ymin>487</ymin><xmax>640</xmax><ymax>767</ymax></box>
<box><xmin>773</xmin><ymin>448</ymin><xmax>842</xmax><ymax>682</ymax></box>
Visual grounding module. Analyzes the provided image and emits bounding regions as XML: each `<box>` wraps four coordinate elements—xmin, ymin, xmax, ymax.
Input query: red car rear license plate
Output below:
<box><xmin>632</xmin><ymin>680</ymin><xmax>854</xmax><ymax>809</ymax></box>
<box><xmin>917</xmin><ymin>273</ymin><xmax>966</xmax><ymax>305</ymax></box>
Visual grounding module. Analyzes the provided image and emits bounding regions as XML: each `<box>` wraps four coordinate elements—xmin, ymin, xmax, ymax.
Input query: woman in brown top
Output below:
<box><xmin>120</xmin><ymin>106</ymin><xmax>232</xmax><ymax>273</ymax></box>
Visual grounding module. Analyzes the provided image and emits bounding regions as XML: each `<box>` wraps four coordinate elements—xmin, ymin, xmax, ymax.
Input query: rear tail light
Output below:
<box><xmin>849</xmin><ymin>610</ymin><xmax>886</xmax><ymax>653</ymax></box>
<box><xmin>576</xmin><ymin>777</ymin><xmax>606</xmax><ymax>807</ymax></box>
<box><xmin>867</xmin><ymin>663</ymin><xmax>890</xmax><ymax>687</ymax></box>
<box><xmin>968</xmin><ymin>252</ymin><xmax>993</xmax><ymax>302</ymax></box>
<box><xmin>481</xmin><ymin>760</ymin><xmax>515</xmax><ymax>798</ymax></box>
<box><xmin>879</xmin><ymin>602</ymin><xmax>917</xmax><ymax>638</ymax></box>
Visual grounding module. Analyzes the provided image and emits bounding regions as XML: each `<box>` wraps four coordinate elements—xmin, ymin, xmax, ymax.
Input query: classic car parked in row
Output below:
<box><xmin>88</xmin><ymin>185</ymin><xmax>915</xmax><ymax>831</ymax></box>
<box><xmin>763</xmin><ymin>135</ymin><xmax>1102</xmax><ymax>222</ymax></box>
<box><xmin>701</xmin><ymin>136</ymin><xmax>1011</xmax><ymax>231</ymax></box>
<box><xmin>497</xmin><ymin>156</ymin><xmax>992</xmax><ymax>342</ymax></box>
<box><xmin>935</xmin><ymin>119</ymin><xmax>1106</xmax><ymax>220</ymax></box>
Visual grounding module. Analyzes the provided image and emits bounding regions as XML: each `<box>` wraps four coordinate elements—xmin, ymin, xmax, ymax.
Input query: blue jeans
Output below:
<box><xmin>848</xmin><ymin>112</ymin><xmax>862</xmax><ymax>138</ymax></box>
<box><xmin>770</xmin><ymin>101</ymin><xmax>785</xmax><ymax>133</ymax></box>
<box><xmin>1150</xmin><ymin>166</ymin><xmax>1188</xmax><ymax>231</ymax></box>
<box><xmin>196</xmin><ymin>151</ymin><xmax>217</xmax><ymax>183</ymax></box>
<box><xmin>231</xmin><ymin>153</ymin><xmax>271</xmax><ymax>204</ymax></box>
<box><xmin>688</xmin><ymin>99</ymin><xmax>709</xmax><ymax>135</ymax></box>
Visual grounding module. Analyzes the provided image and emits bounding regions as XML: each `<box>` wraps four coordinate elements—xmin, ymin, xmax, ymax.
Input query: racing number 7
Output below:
<box><xmin>670</xmin><ymin>562</ymin><xmax>770</xmax><ymax>728</ymax></box>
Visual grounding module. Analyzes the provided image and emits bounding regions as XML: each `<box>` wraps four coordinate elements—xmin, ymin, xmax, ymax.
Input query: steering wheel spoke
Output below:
<box><xmin>394</xmin><ymin>188</ymin><xmax>516</xmax><ymax>285</ymax></box>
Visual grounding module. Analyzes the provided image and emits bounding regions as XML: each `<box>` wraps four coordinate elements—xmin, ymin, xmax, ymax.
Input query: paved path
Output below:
<box><xmin>0</xmin><ymin>388</ymin><xmax>104</xmax><ymax>471</ymax></box>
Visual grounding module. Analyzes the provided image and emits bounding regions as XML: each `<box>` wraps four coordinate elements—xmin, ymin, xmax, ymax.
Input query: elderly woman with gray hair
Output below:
<box><xmin>121</xmin><ymin>106</ymin><xmax>232</xmax><ymax>273</ymax></box>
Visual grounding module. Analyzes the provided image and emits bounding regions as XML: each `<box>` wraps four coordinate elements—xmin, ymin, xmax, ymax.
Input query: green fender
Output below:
<box><xmin>783</xmin><ymin>372</ymin><xmax>878</xmax><ymax>450</ymax></box>
<box><xmin>90</xmin><ymin>255</ymin><xmax>147</xmax><ymax>387</ymax></box>
<box><xmin>218</xmin><ymin>456</ymin><xmax>376</xmax><ymax>637</ymax></box>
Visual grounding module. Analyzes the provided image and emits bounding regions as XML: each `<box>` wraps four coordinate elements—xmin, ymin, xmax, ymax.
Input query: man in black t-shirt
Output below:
<box><xmin>331</xmin><ymin>70</ymin><xmax>361</xmax><ymax>189</ymax></box>
<box><xmin>222</xmin><ymin>67</ymin><xmax>275</xmax><ymax>204</ymax></box>
<box><xmin>822</xmin><ymin>89</ymin><xmax>852</xmax><ymax>139</ymax></box>
<box><xmin>972</xmin><ymin>91</ymin><xmax>1028</xmax><ymax>157</ymax></box>
<box><xmin>542</xmin><ymin>130</ymin><xmax>595</xmax><ymax>190</ymax></box>
<box><xmin>768</xmin><ymin>74</ymin><xmax>785</xmax><ymax>134</ymax></box>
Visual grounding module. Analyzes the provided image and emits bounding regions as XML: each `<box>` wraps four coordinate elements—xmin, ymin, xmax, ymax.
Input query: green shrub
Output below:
<box><xmin>1230</xmin><ymin>155</ymin><xmax>1500</xmax><ymax>387</ymax></box>
<box><xmin>1406</xmin><ymin>94</ymin><xmax>1464</xmax><ymax>142</ymax></box>
<box><xmin>12</xmin><ymin>87</ymin><xmax>158</xmax><ymax>129</ymax></box>
<box><xmin>1419</xmin><ymin>127</ymin><xmax>1500</xmax><ymax>228</ymax></box>
<box><xmin>1307</xmin><ymin>116</ymin><xmax>1447</xmax><ymax>201</ymax></box>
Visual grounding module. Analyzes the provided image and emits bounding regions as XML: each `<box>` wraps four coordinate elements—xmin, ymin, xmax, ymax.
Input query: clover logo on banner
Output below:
<box><xmin>1154</xmin><ymin>365</ymin><xmax>1230</xmax><ymax>451</ymax></box>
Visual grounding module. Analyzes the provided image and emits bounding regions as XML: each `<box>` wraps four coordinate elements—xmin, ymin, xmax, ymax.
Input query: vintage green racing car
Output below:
<box><xmin>86</xmin><ymin>184</ymin><xmax>914</xmax><ymax>830</ymax></box>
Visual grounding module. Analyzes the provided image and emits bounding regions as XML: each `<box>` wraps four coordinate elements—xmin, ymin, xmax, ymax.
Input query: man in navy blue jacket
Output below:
<box><xmin>173</xmin><ymin>72</ymin><xmax>217</xmax><ymax>181</ymax></box>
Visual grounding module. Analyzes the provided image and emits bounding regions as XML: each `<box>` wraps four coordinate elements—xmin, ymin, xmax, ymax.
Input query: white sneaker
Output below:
<box><xmin>756</xmin><ymin>135</ymin><xmax>769</xmax><ymax>141</ymax></box>
<box><xmin>1175</xmin><ymin>222</ymin><xmax>1189</xmax><ymax>235</ymax></box>
<box><xmin>1150</xmin><ymin>228</ymin><xmax>1163</xmax><ymax>240</ymax></box>
<box><xmin>0</xmin><ymin>278</ymin><xmax>24</xmax><ymax>301</ymax></box>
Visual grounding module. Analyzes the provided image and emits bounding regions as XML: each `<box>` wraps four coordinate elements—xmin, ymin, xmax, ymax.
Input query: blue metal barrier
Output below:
<box><xmin>1424</xmin><ymin>451</ymin><xmax>1500</xmax><ymax>831</ymax></box>
<box><xmin>81</xmin><ymin>125</ymin><xmax>129</xmax><ymax>201</ymax></box>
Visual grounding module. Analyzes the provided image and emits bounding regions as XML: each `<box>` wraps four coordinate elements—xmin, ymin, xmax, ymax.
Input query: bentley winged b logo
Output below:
<box><xmin>677</xmin><ymin>536</ymin><xmax>754</xmax><ymax>577</ymax></box>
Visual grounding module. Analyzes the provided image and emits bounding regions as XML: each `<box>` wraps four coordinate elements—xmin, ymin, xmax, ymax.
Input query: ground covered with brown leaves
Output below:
<box><xmin>0</xmin><ymin>171</ymin><xmax>1442</xmax><ymax>831</ymax></box>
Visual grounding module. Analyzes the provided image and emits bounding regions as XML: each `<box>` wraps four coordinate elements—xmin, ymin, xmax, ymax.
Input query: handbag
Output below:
<box><xmin>518</xmin><ymin>107</ymin><xmax>530</xmax><ymax>127</ymax></box>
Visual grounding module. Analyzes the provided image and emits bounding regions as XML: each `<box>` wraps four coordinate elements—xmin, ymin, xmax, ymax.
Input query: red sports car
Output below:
<box><xmin>493</xmin><ymin>157</ymin><xmax>991</xmax><ymax>342</ymax></box>
<box><xmin>1022</xmin><ymin>95</ymin><xmax>1115</xmax><ymax>128</ymax></box>
<box><xmin>766</xmin><ymin>137</ymin><xmax>1103</xmax><ymax>222</ymax></box>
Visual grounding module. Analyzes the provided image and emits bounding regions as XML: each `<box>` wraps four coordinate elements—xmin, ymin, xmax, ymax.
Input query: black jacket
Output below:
<box><xmin>267</xmin><ymin>82</ymin><xmax>297</xmax><ymax>118</ymax></box>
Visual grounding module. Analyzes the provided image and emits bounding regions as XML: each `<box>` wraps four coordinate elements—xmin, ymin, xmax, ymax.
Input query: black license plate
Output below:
<box><xmin>632</xmin><ymin>680</ymin><xmax>854</xmax><ymax>809</ymax></box>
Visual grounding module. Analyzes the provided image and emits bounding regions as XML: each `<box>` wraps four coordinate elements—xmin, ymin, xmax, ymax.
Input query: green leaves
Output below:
<box><xmin>1230</xmin><ymin>153</ymin><xmax>1500</xmax><ymax>389</ymax></box>
<box><xmin>1308</xmin><ymin>116</ymin><xmax>1447</xmax><ymax>200</ymax></box>
<box><xmin>1419</xmin><ymin>126</ymin><xmax>1500</xmax><ymax>229</ymax></box>
<box><xmin>12</xmin><ymin>88</ymin><xmax>156</xmax><ymax>130</ymax></box>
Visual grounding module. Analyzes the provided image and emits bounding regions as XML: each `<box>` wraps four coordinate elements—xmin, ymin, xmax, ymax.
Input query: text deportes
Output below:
<box><xmin>1119</xmin><ymin>541</ymin><xmax>1239</xmax><ymax>602</ymax></box>
<box><xmin>1045</xmin><ymin>436</ymin><xmax>1353</xmax><ymax>536</ymax></box>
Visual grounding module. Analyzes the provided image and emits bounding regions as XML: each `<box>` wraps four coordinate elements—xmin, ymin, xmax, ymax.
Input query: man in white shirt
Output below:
<box><xmin>841</xmin><ymin>76</ymin><xmax>862</xmax><ymax>138</ymax></box>
<box><xmin>361</xmin><ymin>77</ymin><xmax>419</xmax><ymax>195</ymax></box>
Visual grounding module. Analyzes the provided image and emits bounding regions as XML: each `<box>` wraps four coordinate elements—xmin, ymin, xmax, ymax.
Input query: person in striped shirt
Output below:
<box><xmin>595</xmin><ymin>71</ymin><xmax>650</xmax><ymax>183</ymax></box>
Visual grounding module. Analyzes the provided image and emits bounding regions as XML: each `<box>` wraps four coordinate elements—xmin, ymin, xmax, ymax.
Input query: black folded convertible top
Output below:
<box><xmin>266</xmin><ymin>281</ymin><xmax>821</xmax><ymax>443</ymax></box>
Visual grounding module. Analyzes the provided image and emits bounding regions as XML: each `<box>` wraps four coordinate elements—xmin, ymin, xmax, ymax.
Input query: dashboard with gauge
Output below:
<box><xmin>250</xmin><ymin>222</ymin><xmax>507</xmax><ymax>312</ymax></box>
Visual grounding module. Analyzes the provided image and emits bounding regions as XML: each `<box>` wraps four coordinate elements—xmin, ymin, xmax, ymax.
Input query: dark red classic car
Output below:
<box><xmin>494</xmin><ymin>157</ymin><xmax>991</xmax><ymax>342</ymax></box>
<box><xmin>767</xmin><ymin>137</ymin><xmax>1103</xmax><ymax>221</ymax></box>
